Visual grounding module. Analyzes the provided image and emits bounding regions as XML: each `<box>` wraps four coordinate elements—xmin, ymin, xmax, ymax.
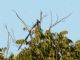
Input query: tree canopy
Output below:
<box><xmin>0</xmin><ymin>12</ymin><xmax>80</xmax><ymax>60</ymax></box>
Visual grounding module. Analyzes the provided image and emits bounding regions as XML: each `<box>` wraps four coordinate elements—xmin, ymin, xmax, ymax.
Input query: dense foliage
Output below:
<box><xmin>14</xmin><ymin>30</ymin><xmax>80</xmax><ymax>60</ymax></box>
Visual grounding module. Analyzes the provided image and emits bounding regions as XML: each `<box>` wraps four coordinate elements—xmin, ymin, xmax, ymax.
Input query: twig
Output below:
<box><xmin>49</xmin><ymin>11</ymin><xmax>53</xmax><ymax>30</ymax></box>
<box><xmin>5</xmin><ymin>25</ymin><xmax>10</xmax><ymax>58</ymax></box>
<box><xmin>11</xmin><ymin>29</ymin><xmax>16</xmax><ymax>42</ymax></box>
<box><xmin>40</xmin><ymin>11</ymin><xmax>47</xmax><ymax>25</ymax></box>
<box><xmin>13</xmin><ymin>10</ymin><xmax>30</xmax><ymax>31</ymax></box>
<box><xmin>50</xmin><ymin>13</ymin><xmax>72</xmax><ymax>29</ymax></box>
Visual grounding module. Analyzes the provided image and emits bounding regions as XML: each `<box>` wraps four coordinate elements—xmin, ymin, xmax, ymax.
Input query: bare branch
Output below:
<box><xmin>50</xmin><ymin>11</ymin><xmax>53</xmax><ymax>27</ymax></box>
<box><xmin>13</xmin><ymin>10</ymin><xmax>30</xmax><ymax>31</ymax></box>
<box><xmin>40</xmin><ymin>11</ymin><xmax>47</xmax><ymax>24</ymax></box>
<box><xmin>49</xmin><ymin>11</ymin><xmax>53</xmax><ymax>30</ymax></box>
<box><xmin>40</xmin><ymin>11</ymin><xmax>43</xmax><ymax>23</ymax></box>
<box><xmin>5</xmin><ymin>25</ymin><xmax>10</xmax><ymax>58</ymax></box>
<box><xmin>11</xmin><ymin>29</ymin><xmax>16</xmax><ymax>43</ymax></box>
<box><xmin>5</xmin><ymin>25</ymin><xmax>13</xmax><ymax>40</ymax></box>
<box><xmin>50</xmin><ymin>13</ymin><xmax>72</xmax><ymax>29</ymax></box>
<box><xmin>11</xmin><ymin>29</ymin><xmax>19</xmax><ymax>48</ymax></box>
<box><xmin>55</xmin><ymin>13</ymin><xmax>59</xmax><ymax>23</ymax></box>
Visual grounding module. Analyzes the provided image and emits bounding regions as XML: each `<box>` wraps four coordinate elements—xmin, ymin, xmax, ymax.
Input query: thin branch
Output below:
<box><xmin>11</xmin><ymin>29</ymin><xmax>16</xmax><ymax>42</ymax></box>
<box><xmin>56</xmin><ymin>13</ymin><xmax>59</xmax><ymax>23</ymax></box>
<box><xmin>50</xmin><ymin>11</ymin><xmax>53</xmax><ymax>27</ymax></box>
<box><xmin>13</xmin><ymin>10</ymin><xmax>30</xmax><ymax>31</ymax></box>
<box><xmin>40</xmin><ymin>11</ymin><xmax>47</xmax><ymax>24</ymax></box>
<box><xmin>49</xmin><ymin>11</ymin><xmax>53</xmax><ymax>30</ymax></box>
<box><xmin>5</xmin><ymin>25</ymin><xmax>14</xmax><ymax>41</ymax></box>
<box><xmin>40</xmin><ymin>11</ymin><xmax>43</xmax><ymax>23</ymax></box>
<box><xmin>5</xmin><ymin>25</ymin><xmax>10</xmax><ymax>58</ymax></box>
<box><xmin>11</xmin><ymin>29</ymin><xmax>19</xmax><ymax>48</ymax></box>
<box><xmin>50</xmin><ymin>13</ymin><xmax>72</xmax><ymax>29</ymax></box>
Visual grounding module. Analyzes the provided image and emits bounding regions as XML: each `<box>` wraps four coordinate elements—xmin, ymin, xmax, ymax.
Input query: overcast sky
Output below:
<box><xmin>0</xmin><ymin>0</ymin><xmax>80</xmax><ymax>54</ymax></box>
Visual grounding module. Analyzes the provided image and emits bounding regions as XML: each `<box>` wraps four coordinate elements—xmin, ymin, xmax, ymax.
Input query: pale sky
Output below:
<box><xmin>0</xmin><ymin>0</ymin><xmax>80</xmax><ymax>55</ymax></box>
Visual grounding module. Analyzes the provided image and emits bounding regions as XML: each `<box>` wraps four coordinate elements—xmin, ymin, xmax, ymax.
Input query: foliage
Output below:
<box><xmin>0</xmin><ymin>12</ymin><xmax>80</xmax><ymax>60</ymax></box>
<box><xmin>14</xmin><ymin>29</ymin><xmax>80</xmax><ymax>60</ymax></box>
